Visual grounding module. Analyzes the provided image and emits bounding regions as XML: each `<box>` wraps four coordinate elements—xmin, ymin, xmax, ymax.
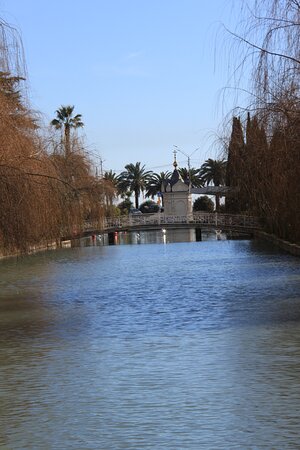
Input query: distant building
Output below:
<box><xmin>162</xmin><ymin>154</ymin><xmax>192</xmax><ymax>217</ymax></box>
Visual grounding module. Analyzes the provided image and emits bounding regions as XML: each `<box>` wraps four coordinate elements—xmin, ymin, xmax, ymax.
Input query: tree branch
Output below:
<box><xmin>225</xmin><ymin>27</ymin><xmax>300</xmax><ymax>65</ymax></box>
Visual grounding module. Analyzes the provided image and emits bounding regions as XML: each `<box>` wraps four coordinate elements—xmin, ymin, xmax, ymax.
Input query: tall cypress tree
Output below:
<box><xmin>226</xmin><ymin>116</ymin><xmax>245</xmax><ymax>212</ymax></box>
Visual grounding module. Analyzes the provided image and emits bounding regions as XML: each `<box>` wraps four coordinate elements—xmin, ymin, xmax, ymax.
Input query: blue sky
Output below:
<box><xmin>1</xmin><ymin>0</ymin><xmax>241</xmax><ymax>174</ymax></box>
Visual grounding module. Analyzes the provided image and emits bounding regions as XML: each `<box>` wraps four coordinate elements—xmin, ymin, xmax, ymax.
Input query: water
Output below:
<box><xmin>1</xmin><ymin>238</ymin><xmax>300</xmax><ymax>449</ymax></box>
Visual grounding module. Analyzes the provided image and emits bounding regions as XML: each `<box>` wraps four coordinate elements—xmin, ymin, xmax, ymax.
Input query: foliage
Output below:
<box><xmin>224</xmin><ymin>0</ymin><xmax>300</xmax><ymax>243</ymax></box>
<box><xmin>103</xmin><ymin>170</ymin><xmax>119</xmax><ymax>206</ymax></box>
<box><xmin>225</xmin><ymin>116</ymin><xmax>245</xmax><ymax>212</ymax></box>
<box><xmin>146</xmin><ymin>171</ymin><xmax>171</xmax><ymax>198</ymax></box>
<box><xmin>225</xmin><ymin>112</ymin><xmax>300</xmax><ymax>242</ymax></box>
<box><xmin>199</xmin><ymin>159</ymin><xmax>226</xmax><ymax>186</ymax></box>
<box><xmin>0</xmin><ymin>19</ymin><xmax>107</xmax><ymax>254</ymax></box>
<box><xmin>139</xmin><ymin>200</ymin><xmax>160</xmax><ymax>214</ymax></box>
<box><xmin>199</xmin><ymin>159</ymin><xmax>226</xmax><ymax>211</ymax></box>
<box><xmin>0</xmin><ymin>96</ymin><xmax>60</xmax><ymax>252</ymax></box>
<box><xmin>193</xmin><ymin>196</ymin><xmax>214</xmax><ymax>212</ymax></box>
<box><xmin>118</xmin><ymin>162</ymin><xmax>153</xmax><ymax>208</ymax></box>
<box><xmin>0</xmin><ymin>22</ymin><xmax>56</xmax><ymax>253</ymax></box>
<box><xmin>117</xmin><ymin>197</ymin><xmax>133</xmax><ymax>215</ymax></box>
<box><xmin>51</xmin><ymin>105</ymin><xmax>84</xmax><ymax>157</ymax></box>
<box><xmin>178</xmin><ymin>167</ymin><xmax>203</xmax><ymax>188</ymax></box>
<box><xmin>145</xmin><ymin>171</ymin><xmax>171</xmax><ymax>207</ymax></box>
<box><xmin>49</xmin><ymin>149</ymin><xmax>103</xmax><ymax>225</ymax></box>
<box><xmin>105</xmin><ymin>205</ymin><xmax>121</xmax><ymax>217</ymax></box>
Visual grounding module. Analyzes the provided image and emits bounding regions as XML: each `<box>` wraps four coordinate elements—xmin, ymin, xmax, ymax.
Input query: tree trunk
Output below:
<box><xmin>215</xmin><ymin>194</ymin><xmax>220</xmax><ymax>212</ymax></box>
<box><xmin>64</xmin><ymin>125</ymin><xmax>70</xmax><ymax>157</ymax></box>
<box><xmin>135</xmin><ymin>190</ymin><xmax>139</xmax><ymax>209</ymax></box>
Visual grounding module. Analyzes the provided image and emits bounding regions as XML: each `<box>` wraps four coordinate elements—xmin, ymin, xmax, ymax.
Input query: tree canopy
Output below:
<box><xmin>51</xmin><ymin>105</ymin><xmax>84</xmax><ymax>157</ymax></box>
<box><xmin>118</xmin><ymin>162</ymin><xmax>153</xmax><ymax>209</ymax></box>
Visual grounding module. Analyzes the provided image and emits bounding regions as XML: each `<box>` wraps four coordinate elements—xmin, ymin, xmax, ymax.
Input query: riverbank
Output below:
<box><xmin>254</xmin><ymin>230</ymin><xmax>300</xmax><ymax>257</ymax></box>
<box><xmin>0</xmin><ymin>240</ymin><xmax>58</xmax><ymax>260</ymax></box>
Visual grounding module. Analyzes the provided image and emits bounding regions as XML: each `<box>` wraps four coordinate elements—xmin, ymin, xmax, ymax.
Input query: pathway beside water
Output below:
<box><xmin>1</xmin><ymin>237</ymin><xmax>300</xmax><ymax>449</ymax></box>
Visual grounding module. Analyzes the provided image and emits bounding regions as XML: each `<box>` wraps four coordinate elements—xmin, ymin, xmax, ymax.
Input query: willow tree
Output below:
<box><xmin>51</xmin><ymin>105</ymin><xmax>84</xmax><ymax>157</ymax></box>
<box><xmin>0</xmin><ymin>14</ymin><xmax>112</xmax><ymax>255</ymax></box>
<box><xmin>0</xmin><ymin>69</ymin><xmax>77</xmax><ymax>252</ymax></box>
<box><xmin>50</xmin><ymin>106</ymin><xmax>90</xmax><ymax>226</ymax></box>
<box><xmin>0</xmin><ymin>19</ymin><xmax>42</xmax><ymax>252</ymax></box>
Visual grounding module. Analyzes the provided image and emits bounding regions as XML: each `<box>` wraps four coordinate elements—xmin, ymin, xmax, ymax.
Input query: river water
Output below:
<box><xmin>1</xmin><ymin>236</ymin><xmax>300</xmax><ymax>449</ymax></box>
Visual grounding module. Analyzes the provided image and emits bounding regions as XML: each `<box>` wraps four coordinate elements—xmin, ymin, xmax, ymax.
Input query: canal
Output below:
<box><xmin>1</xmin><ymin>236</ymin><xmax>300</xmax><ymax>449</ymax></box>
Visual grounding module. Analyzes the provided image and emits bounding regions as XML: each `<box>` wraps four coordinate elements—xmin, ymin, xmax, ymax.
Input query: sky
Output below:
<box><xmin>0</xmin><ymin>0</ymin><xmax>243</xmax><ymax>175</ymax></box>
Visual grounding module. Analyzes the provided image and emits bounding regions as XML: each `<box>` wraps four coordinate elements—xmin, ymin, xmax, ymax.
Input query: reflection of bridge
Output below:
<box><xmin>84</xmin><ymin>213</ymin><xmax>260</xmax><ymax>235</ymax></box>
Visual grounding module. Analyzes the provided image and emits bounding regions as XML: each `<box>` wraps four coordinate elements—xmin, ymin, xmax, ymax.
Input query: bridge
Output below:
<box><xmin>84</xmin><ymin>212</ymin><xmax>261</xmax><ymax>235</ymax></box>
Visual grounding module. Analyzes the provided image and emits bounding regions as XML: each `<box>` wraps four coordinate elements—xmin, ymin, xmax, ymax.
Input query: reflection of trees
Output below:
<box><xmin>0</xmin><ymin>293</ymin><xmax>49</xmax><ymax>341</ymax></box>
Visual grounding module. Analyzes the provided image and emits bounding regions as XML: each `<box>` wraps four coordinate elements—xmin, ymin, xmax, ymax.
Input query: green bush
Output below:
<box><xmin>193</xmin><ymin>196</ymin><xmax>214</xmax><ymax>212</ymax></box>
<box><xmin>139</xmin><ymin>200</ymin><xmax>160</xmax><ymax>213</ymax></box>
<box><xmin>117</xmin><ymin>198</ymin><xmax>133</xmax><ymax>215</ymax></box>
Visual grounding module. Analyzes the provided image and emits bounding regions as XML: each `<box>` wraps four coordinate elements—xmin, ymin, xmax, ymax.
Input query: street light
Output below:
<box><xmin>173</xmin><ymin>145</ymin><xmax>200</xmax><ymax>190</ymax></box>
<box><xmin>173</xmin><ymin>145</ymin><xmax>200</xmax><ymax>172</ymax></box>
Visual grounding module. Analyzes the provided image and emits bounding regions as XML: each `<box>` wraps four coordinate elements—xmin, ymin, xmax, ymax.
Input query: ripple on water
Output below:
<box><xmin>0</xmin><ymin>240</ymin><xmax>300</xmax><ymax>449</ymax></box>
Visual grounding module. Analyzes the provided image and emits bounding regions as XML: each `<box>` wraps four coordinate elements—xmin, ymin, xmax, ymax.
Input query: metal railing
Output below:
<box><xmin>84</xmin><ymin>213</ymin><xmax>260</xmax><ymax>232</ymax></box>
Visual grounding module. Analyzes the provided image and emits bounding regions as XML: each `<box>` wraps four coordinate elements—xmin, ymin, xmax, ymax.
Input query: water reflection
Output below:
<box><xmin>0</xmin><ymin>240</ymin><xmax>300</xmax><ymax>448</ymax></box>
<box><xmin>79</xmin><ymin>228</ymin><xmax>231</xmax><ymax>247</ymax></box>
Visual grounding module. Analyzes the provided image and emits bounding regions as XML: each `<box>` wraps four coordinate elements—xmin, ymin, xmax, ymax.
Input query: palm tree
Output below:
<box><xmin>116</xmin><ymin>173</ymin><xmax>132</xmax><ymax>199</ymax></box>
<box><xmin>103</xmin><ymin>170</ymin><xmax>119</xmax><ymax>185</ymax></box>
<box><xmin>103</xmin><ymin>170</ymin><xmax>119</xmax><ymax>206</ymax></box>
<box><xmin>118</xmin><ymin>162</ymin><xmax>153</xmax><ymax>209</ymax></box>
<box><xmin>178</xmin><ymin>167</ymin><xmax>203</xmax><ymax>188</ymax></box>
<box><xmin>199</xmin><ymin>158</ymin><xmax>227</xmax><ymax>211</ymax></box>
<box><xmin>51</xmin><ymin>105</ymin><xmax>84</xmax><ymax>157</ymax></box>
<box><xmin>145</xmin><ymin>171</ymin><xmax>171</xmax><ymax>205</ymax></box>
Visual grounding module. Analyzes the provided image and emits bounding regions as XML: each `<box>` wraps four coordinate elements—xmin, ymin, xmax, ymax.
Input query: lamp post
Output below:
<box><xmin>173</xmin><ymin>145</ymin><xmax>200</xmax><ymax>191</ymax></box>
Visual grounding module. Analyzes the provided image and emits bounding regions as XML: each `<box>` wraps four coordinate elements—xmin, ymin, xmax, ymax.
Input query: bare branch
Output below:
<box><xmin>225</xmin><ymin>26</ymin><xmax>300</xmax><ymax>65</ymax></box>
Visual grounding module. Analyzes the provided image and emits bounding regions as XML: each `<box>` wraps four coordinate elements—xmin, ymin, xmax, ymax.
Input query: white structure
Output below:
<box><xmin>162</xmin><ymin>155</ymin><xmax>193</xmax><ymax>217</ymax></box>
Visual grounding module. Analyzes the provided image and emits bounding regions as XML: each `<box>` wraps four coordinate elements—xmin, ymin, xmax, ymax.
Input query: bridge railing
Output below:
<box><xmin>191</xmin><ymin>213</ymin><xmax>259</xmax><ymax>228</ymax></box>
<box><xmin>101</xmin><ymin>212</ymin><xmax>260</xmax><ymax>230</ymax></box>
